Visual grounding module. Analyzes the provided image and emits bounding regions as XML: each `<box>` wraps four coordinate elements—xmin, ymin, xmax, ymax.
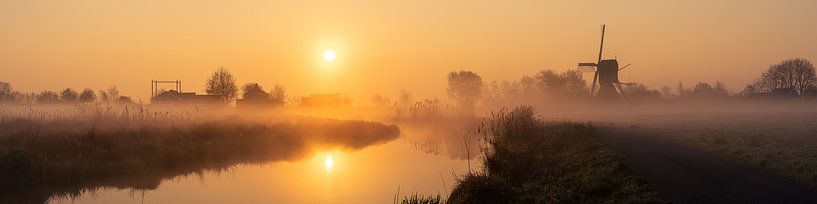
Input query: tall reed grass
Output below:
<box><xmin>446</xmin><ymin>106</ymin><xmax>663</xmax><ymax>204</ymax></box>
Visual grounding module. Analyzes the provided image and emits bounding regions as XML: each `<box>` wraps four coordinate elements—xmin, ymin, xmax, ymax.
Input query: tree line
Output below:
<box><xmin>0</xmin><ymin>66</ymin><xmax>288</xmax><ymax>105</ymax></box>
<box><xmin>202</xmin><ymin>67</ymin><xmax>287</xmax><ymax>105</ymax></box>
<box><xmin>439</xmin><ymin>58</ymin><xmax>816</xmax><ymax>110</ymax></box>
<box><xmin>0</xmin><ymin>84</ymin><xmax>131</xmax><ymax>105</ymax></box>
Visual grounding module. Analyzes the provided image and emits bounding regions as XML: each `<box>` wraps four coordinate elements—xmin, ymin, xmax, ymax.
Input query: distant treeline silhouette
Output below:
<box><xmin>441</xmin><ymin>58</ymin><xmax>817</xmax><ymax>110</ymax></box>
<box><xmin>0</xmin><ymin>84</ymin><xmax>132</xmax><ymax>105</ymax></box>
<box><xmin>0</xmin><ymin>67</ymin><xmax>291</xmax><ymax>106</ymax></box>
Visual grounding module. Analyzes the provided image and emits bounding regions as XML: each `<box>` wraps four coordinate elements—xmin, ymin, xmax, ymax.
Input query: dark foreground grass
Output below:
<box><xmin>400</xmin><ymin>193</ymin><xmax>442</xmax><ymax>204</ymax></box>
<box><xmin>0</xmin><ymin>117</ymin><xmax>399</xmax><ymax>203</ymax></box>
<box><xmin>446</xmin><ymin>106</ymin><xmax>663</xmax><ymax>204</ymax></box>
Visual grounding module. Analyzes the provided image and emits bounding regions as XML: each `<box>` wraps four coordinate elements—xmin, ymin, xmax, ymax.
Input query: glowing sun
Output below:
<box><xmin>324</xmin><ymin>155</ymin><xmax>334</xmax><ymax>170</ymax></box>
<box><xmin>323</xmin><ymin>50</ymin><xmax>336</xmax><ymax>62</ymax></box>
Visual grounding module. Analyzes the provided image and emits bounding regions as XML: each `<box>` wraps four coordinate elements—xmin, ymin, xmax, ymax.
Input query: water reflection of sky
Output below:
<box><xmin>50</xmin><ymin>137</ymin><xmax>477</xmax><ymax>204</ymax></box>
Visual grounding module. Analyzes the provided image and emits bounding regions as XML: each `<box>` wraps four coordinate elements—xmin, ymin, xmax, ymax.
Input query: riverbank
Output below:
<box><xmin>446</xmin><ymin>106</ymin><xmax>662</xmax><ymax>203</ymax></box>
<box><xmin>0</xmin><ymin>117</ymin><xmax>399</xmax><ymax>203</ymax></box>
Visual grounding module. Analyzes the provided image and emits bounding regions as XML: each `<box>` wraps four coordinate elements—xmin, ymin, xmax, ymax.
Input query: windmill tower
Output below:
<box><xmin>578</xmin><ymin>25</ymin><xmax>630</xmax><ymax>99</ymax></box>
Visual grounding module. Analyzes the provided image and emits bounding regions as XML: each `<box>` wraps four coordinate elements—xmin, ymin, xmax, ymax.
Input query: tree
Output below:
<box><xmin>60</xmin><ymin>88</ymin><xmax>79</xmax><ymax>103</ymax></box>
<box><xmin>98</xmin><ymin>90</ymin><xmax>109</xmax><ymax>103</ymax></box>
<box><xmin>206</xmin><ymin>67</ymin><xmax>238</xmax><ymax>103</ymax></box>
<box><xmin>0</xmin><ymin>81</ymin><xmax>13</xmax><ymax>102</ymax></box>
<box><xmin>688</xmin><ymin>82</ymin><xmax>728</xmax><ymax>98</ymax></box>
<box><xmin>534</xmin><ymin>69</ymin><xmax>587</xmax><ymax>98</ymax></box>
<box><xmin>269</xmin><ymin>84</ymin><xmax>286</xmax><ymax>104</ymax></box>
<box><xmin>446</xmin><ymin>70</ymin><xmax>484</xmax><ymax>111</ymax></box>
<box><xmin>620</xmin><ymin>83</ymin><xmax>661</xmax><ymax>101</ymax></box>
<box><xmin>79</xmin><ymin>88</ymin><xmax>97</xmax><ymax>103</ymax></box>
<box><xmin>106</xmin><ymin>86</ymin><xmax>119</xmax><ymax>102</ymax></box>
<box><xmin>691</xmin><ymin>83</ymin><xmax>713</xmax><ymax>97</ymax></box>
<box><xmin>660</xmin><ymin>86</ymin><xmax>674</xmax><ymax>98</ymax></box>
<box><xmin>746</xmin><ymin>58</ymin><xmax>816</xmax><ymax>95</ymax></box>
<box><xmin>36</xmin><ymin>91</ymin><xmax>59</xmax><ymax>104</ymax></box>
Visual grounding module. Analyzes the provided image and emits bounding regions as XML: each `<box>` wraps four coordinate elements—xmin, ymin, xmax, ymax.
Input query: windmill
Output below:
<box><xmin>578</xmin><ymin>25</ymin><xmax>632</xmax><ymax>99</ymax></box>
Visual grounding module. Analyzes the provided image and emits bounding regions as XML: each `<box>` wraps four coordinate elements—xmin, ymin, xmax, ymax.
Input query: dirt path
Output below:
<box><xmin>597</xmin><ymin>125</ymin><xmax>817</xmax><ymax>204</ymax></box>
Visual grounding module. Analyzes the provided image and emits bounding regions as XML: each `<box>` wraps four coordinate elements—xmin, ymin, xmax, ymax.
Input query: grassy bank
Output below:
<box><xmin>614</xmin><ymin>114</ymin><xmax>817</xmax><ymax>189</ymax></box>
<box><xmin>446</xmin><ymin>106</ymin><xmax>662</xmax><ymax>204</ymax></box>
<box><xmin>0</xmin><ymin>117</ymin><xmax>399</xmax><ymax>203</ymax></box>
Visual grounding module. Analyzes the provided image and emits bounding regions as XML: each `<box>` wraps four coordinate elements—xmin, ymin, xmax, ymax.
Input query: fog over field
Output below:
<box><xmin>3</xmin><ymin>1</ymin><xmax>817</xmax><ymax>203</ymax></box>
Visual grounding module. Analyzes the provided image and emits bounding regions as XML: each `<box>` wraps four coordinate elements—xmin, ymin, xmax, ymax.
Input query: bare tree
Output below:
<box><xmin>60</xmin><ymin>88</ymin><xmax>79</xmax><ymax>103</ymax></box>
<box><xmin>269</xmin><ymin>84</ymin><xmax>286</xmax><ymax>104</ymax></box>
<box><xmin>79</xmin><ymin>88</ymin><xmax>97</xmax><ymax>103</ymax></box>
<box><xmin>206</xmin><ymin>67</ymin><xmax>238</xmax><ymax>103</ymax></box>
<box><xmin>106</xmin><ymin>86</ymin><xmax>119</xmax><ymax>102</ymax></box>
<box><xmin>446</xmin><ymin>70</ymin><xmax>484</xmax><ymax>111</ymax></box>
<box><xmin>746</xmin><ymin>58</ymin><xmax>816</xmax><ymax>95</ymax></box>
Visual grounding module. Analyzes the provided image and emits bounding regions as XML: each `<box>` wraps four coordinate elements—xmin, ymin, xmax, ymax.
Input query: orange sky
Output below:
<box><xmin>2</xmin><ymin>0</ymin><xmax>816</xmax><ymax>102</ymax></box>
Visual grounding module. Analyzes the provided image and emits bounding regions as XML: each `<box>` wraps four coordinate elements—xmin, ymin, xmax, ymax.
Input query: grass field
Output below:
<box><xmin>613</xmin><ymin>114</ymin><xmax>817</xmax><ymax>189</ymax></box>
<box><xmin>445</xmin><ymin>106</ymin><xmax>663</xmax><ymax>204</ymax></box>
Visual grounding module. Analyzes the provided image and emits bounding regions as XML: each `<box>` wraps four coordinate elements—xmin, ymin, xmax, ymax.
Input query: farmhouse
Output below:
<box><xmin>151</xmin><ymin>90</ymin><xmax>222</xmax><ymax>105</ymax></box>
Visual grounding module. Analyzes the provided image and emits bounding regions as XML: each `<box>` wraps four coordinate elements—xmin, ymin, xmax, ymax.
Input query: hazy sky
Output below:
<box><xmin>2</xmin><ymin>0</ymin><xmax>816</xmax><ymax>102</ymax></box>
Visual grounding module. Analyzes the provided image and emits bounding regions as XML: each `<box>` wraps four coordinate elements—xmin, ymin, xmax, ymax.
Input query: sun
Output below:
<box><xmin>324</xmin><ymin>155</ymin><xmax>334</xmax><ymax>170</ymax></box>
<box><xmin>323</xmin><ymin>50</ymin><xmax>336</xmax><ymax>62</ymax></box>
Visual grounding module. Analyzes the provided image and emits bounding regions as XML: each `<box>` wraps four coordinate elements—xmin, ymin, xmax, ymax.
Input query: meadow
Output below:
<box><xmin>608</xmin><ymin>113</ymin><xmax>817</xmax><ymax>189</ymax></box>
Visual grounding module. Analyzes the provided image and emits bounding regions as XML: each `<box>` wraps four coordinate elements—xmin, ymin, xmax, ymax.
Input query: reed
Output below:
<box><xmin>446</xmin><ymin>106</ymin><xmax>663</xmax><ymax>204</ymax></box>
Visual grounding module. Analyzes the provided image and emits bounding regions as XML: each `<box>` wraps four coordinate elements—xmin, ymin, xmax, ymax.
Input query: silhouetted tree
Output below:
<box><xmin>746</xmin><ymin>58</ymin><xmax>816</xmax><ymax>95</ymax></box>
<box><xmin>60</xmin><ymin>88</ymin><xmax>79</xmax><ymax>103</ymax></box>
<box><xmin>206</xmin><ymin>67</ymin><xmax>238</xmax><ymax>103</ymax></box>
<box><xmin>446</xmin><ymin>70</ymin><xmax>483</xmax><ymax>111</ymax></box>
<box><xmin>660</xmin><ymin>86</ymin><xmax>674</xmax><ymax>98</ymax></box>
<box><xmin>0</xmin><ymin>81</ymin><xmax>12</xmax><ymax>102</ymax></box>
<box><xmin>106</xmin><ymin>86</ymin><xmax>120</xmax><ymax>103</ymax></box>
<box><xmin>79</xmin><ymin>88</ymin><xmax>97</xmax><ymax>103</ymax></box>
<box><xmin>620</xmin><ymin>83</ymin><xmax>661</xmax><ymax>101</ymax></box>
<box><xmin>36</xmin><ymin>91</ymin><xmax>59</xmax><ymax>104</ymax></box>
<box><xmin>98</xmin><ymin>90</ymin><xmax>109</xmax><ymax>103</ymax></box>
<box><xmin>269</xmin><ymin>84</ymin><xmax>286</xmax><ymax>104</ymax></box>
<box><xmin>688</xmin><ymin>82</ymin><xmax>728</xmax><ymax>98</ymax></box>
<box><xmin>534</xmin><ymin>69</ymin><xmax>587</xmax><ymax>98</ymax></box>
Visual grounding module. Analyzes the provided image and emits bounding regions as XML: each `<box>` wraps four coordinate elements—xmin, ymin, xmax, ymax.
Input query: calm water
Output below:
<box><xmin>49</xmin><ymin>132</ymin><xmax>476</xmax><ymax>204</ymax></box>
